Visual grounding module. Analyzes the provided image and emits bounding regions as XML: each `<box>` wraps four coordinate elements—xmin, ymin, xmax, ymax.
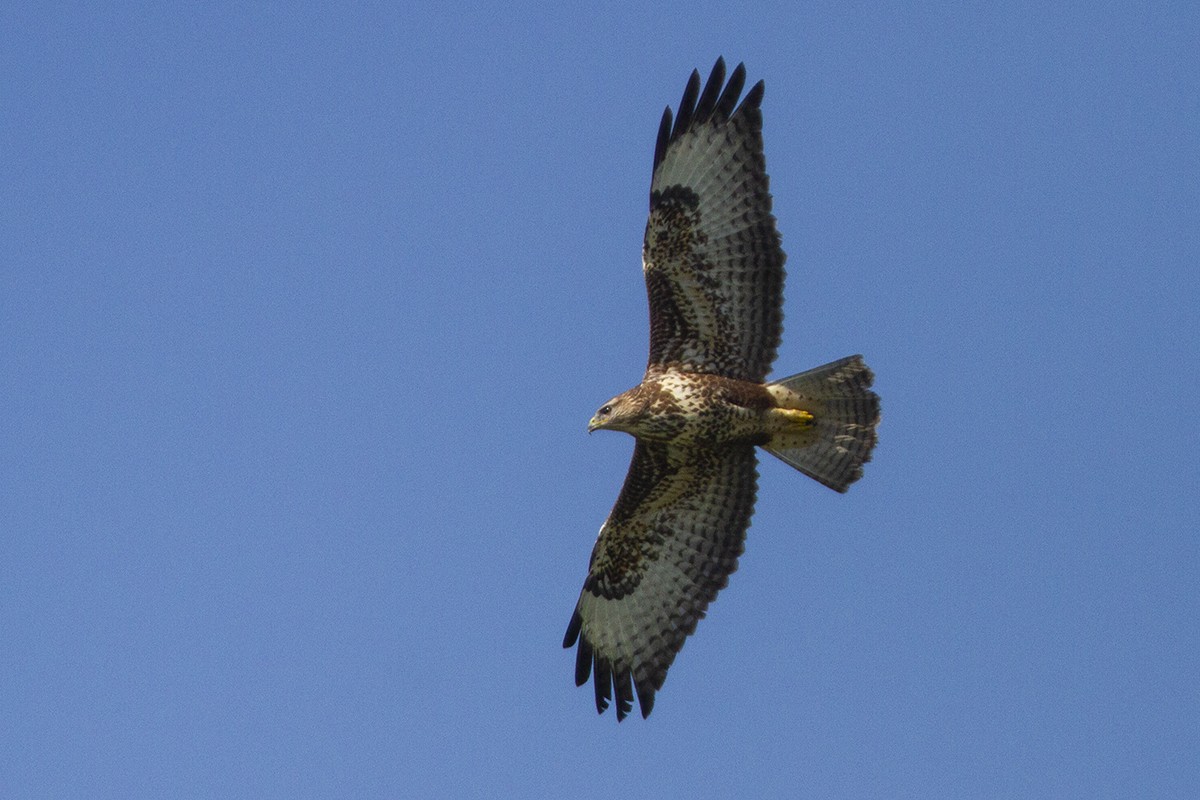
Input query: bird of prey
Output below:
<box><xmin>562</xmin><ymin>59</ymin><xmax>881</xmax><ymax>721</ymax></box>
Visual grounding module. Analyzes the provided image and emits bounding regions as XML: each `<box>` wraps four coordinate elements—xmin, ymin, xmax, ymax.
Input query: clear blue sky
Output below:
<box><xmin>3</xmin><ymin>3</ymin><xmax>1197</xmax><ymax>797</ymax></box>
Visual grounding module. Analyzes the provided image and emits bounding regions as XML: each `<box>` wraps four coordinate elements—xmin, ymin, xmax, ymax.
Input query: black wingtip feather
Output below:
<box><xmin>573</xmin><ymin>634</ymin><xmax>593</xmax><ymax>687</ymax></box>
<box><xmin>671</xmin><ymin>68</ymin><xmax>701</xmax><ymax>139</ymax></box>
<box><xmin>692</xmin><ymin>58</ymin><xmax>725</xmax><ymax>122</ymax></box>
<box><xmin>593</xmin><ymin>654</ymin><xmax>613</xmax><ymax>715</ymax></box>
<box><xmin>562</xmin><ymin>608</ymin><xmax>582</xmax><ymax>648</ymax></box>
<box><xmin>653</xmin><ymin>106</ymin><xmax>672</xmax><ymax>173</ymax></box>
<box><xmin>653</xmin><ymin>59</ymin><xmax>762</xmax><ymax>174</ymax></box>
<box><xmin>714</xmin><ymin>63</ymin><xmax>748</xmax><ymax>119</ymax></box>
<box><xmin>638</xmin><ymin>685</ymin><xmax>655</xmax><ymax>719</ymax></box>
<box><xmin>614</xmin><ymin>668</ymin><xmax>634</xmax><ymax>722</ymax></box>
<box><xmin>742</xmin><ymin>79</ymin><xmax>765</xmax><ymax>112</ymax></box>
<box><xmin>567</xmin><ymin>619</ymin><xmax>653</xmax><ymax>721</ymax></box>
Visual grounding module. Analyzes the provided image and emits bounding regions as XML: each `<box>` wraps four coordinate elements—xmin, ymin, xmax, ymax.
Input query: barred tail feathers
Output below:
<box><xmin>763</xmin><ymin>355</ymin><xmax>880</xmax><ymax>493</ymax></box>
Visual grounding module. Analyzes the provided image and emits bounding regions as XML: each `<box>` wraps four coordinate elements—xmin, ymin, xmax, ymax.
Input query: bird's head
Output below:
<box><xmin>588</xmin><ymin>388</ymin><xmax>645</xmax><ymax>434</ymax></box>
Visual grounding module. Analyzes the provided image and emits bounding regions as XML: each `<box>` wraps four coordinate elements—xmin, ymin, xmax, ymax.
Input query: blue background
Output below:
<box><xmin>4</xmin><ymin>3</ymin><xmax>1197</xmax><ymax>797</ymax></box>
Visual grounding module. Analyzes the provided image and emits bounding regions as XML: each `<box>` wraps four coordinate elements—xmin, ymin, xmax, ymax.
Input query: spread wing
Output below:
<box><xmin>563</xmin><ymin>441</ymin><xmax>758</xmax><ymax>720</ymax></box>
<box><xmin>643</xmin><ymin>58</ymin><xmax>785</xmax><ymax>382</ymax></box>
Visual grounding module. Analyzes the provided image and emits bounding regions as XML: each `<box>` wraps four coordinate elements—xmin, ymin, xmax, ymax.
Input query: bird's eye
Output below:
<box><xmin>599</xmin><ymin>405</ymin><xmax>612</xmax><ymax>416</ymax></box>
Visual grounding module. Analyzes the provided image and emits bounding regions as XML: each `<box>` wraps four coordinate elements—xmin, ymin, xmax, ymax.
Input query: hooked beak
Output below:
<box><xmin>587</xmin><ymin>416</ymin><xmax>602</xmax><ymax>434</ymax></box>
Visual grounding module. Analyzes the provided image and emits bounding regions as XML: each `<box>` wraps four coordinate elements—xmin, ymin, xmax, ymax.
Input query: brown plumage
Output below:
<box><xmin>564</xmin><ymin>59</ymin><xmax>881</xmax><ymax>721</ymax></box>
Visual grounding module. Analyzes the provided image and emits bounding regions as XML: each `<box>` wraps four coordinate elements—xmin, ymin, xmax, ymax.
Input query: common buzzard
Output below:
<box><xmin>563</xmin><ymin>59</ymin><xmax>881</xmax><ymax>720</ymax></box>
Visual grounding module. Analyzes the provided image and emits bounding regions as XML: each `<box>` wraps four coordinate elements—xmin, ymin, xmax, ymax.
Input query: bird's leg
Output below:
<box><xmin>766</xmin><ymin>407</ymin><xmax>815</xmax><ymax>433</ymax></box>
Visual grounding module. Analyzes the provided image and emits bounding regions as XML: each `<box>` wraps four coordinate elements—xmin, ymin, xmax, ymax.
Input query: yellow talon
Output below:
<box><xmin>780</xmin><ymin>408</ymin><xmax>814</xmax><ymax>428</ymax></box>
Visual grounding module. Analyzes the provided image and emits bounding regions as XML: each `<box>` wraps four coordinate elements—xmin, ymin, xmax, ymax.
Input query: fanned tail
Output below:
<box><xmin>763</xmin><ymin>355</ymin><xmax>880</xmax><ymax>493</ymax></box>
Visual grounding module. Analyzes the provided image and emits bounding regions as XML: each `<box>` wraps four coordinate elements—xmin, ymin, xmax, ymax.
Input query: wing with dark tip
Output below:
<box><xmin>643</xmin><ymin>58</ymin><xmax>785</xmax><ymax>382</ymax></box>
<box><xmin>563</xmin><ymin>440</ymin><xmax>758</xmax><ymax>720</ymax></box>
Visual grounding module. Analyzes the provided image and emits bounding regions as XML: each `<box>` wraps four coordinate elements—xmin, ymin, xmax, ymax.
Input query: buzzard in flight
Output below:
<box><xmin>563</xmin><ymin>59</ymin><xmax>880</xmax><ymax>720</ymax></box>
